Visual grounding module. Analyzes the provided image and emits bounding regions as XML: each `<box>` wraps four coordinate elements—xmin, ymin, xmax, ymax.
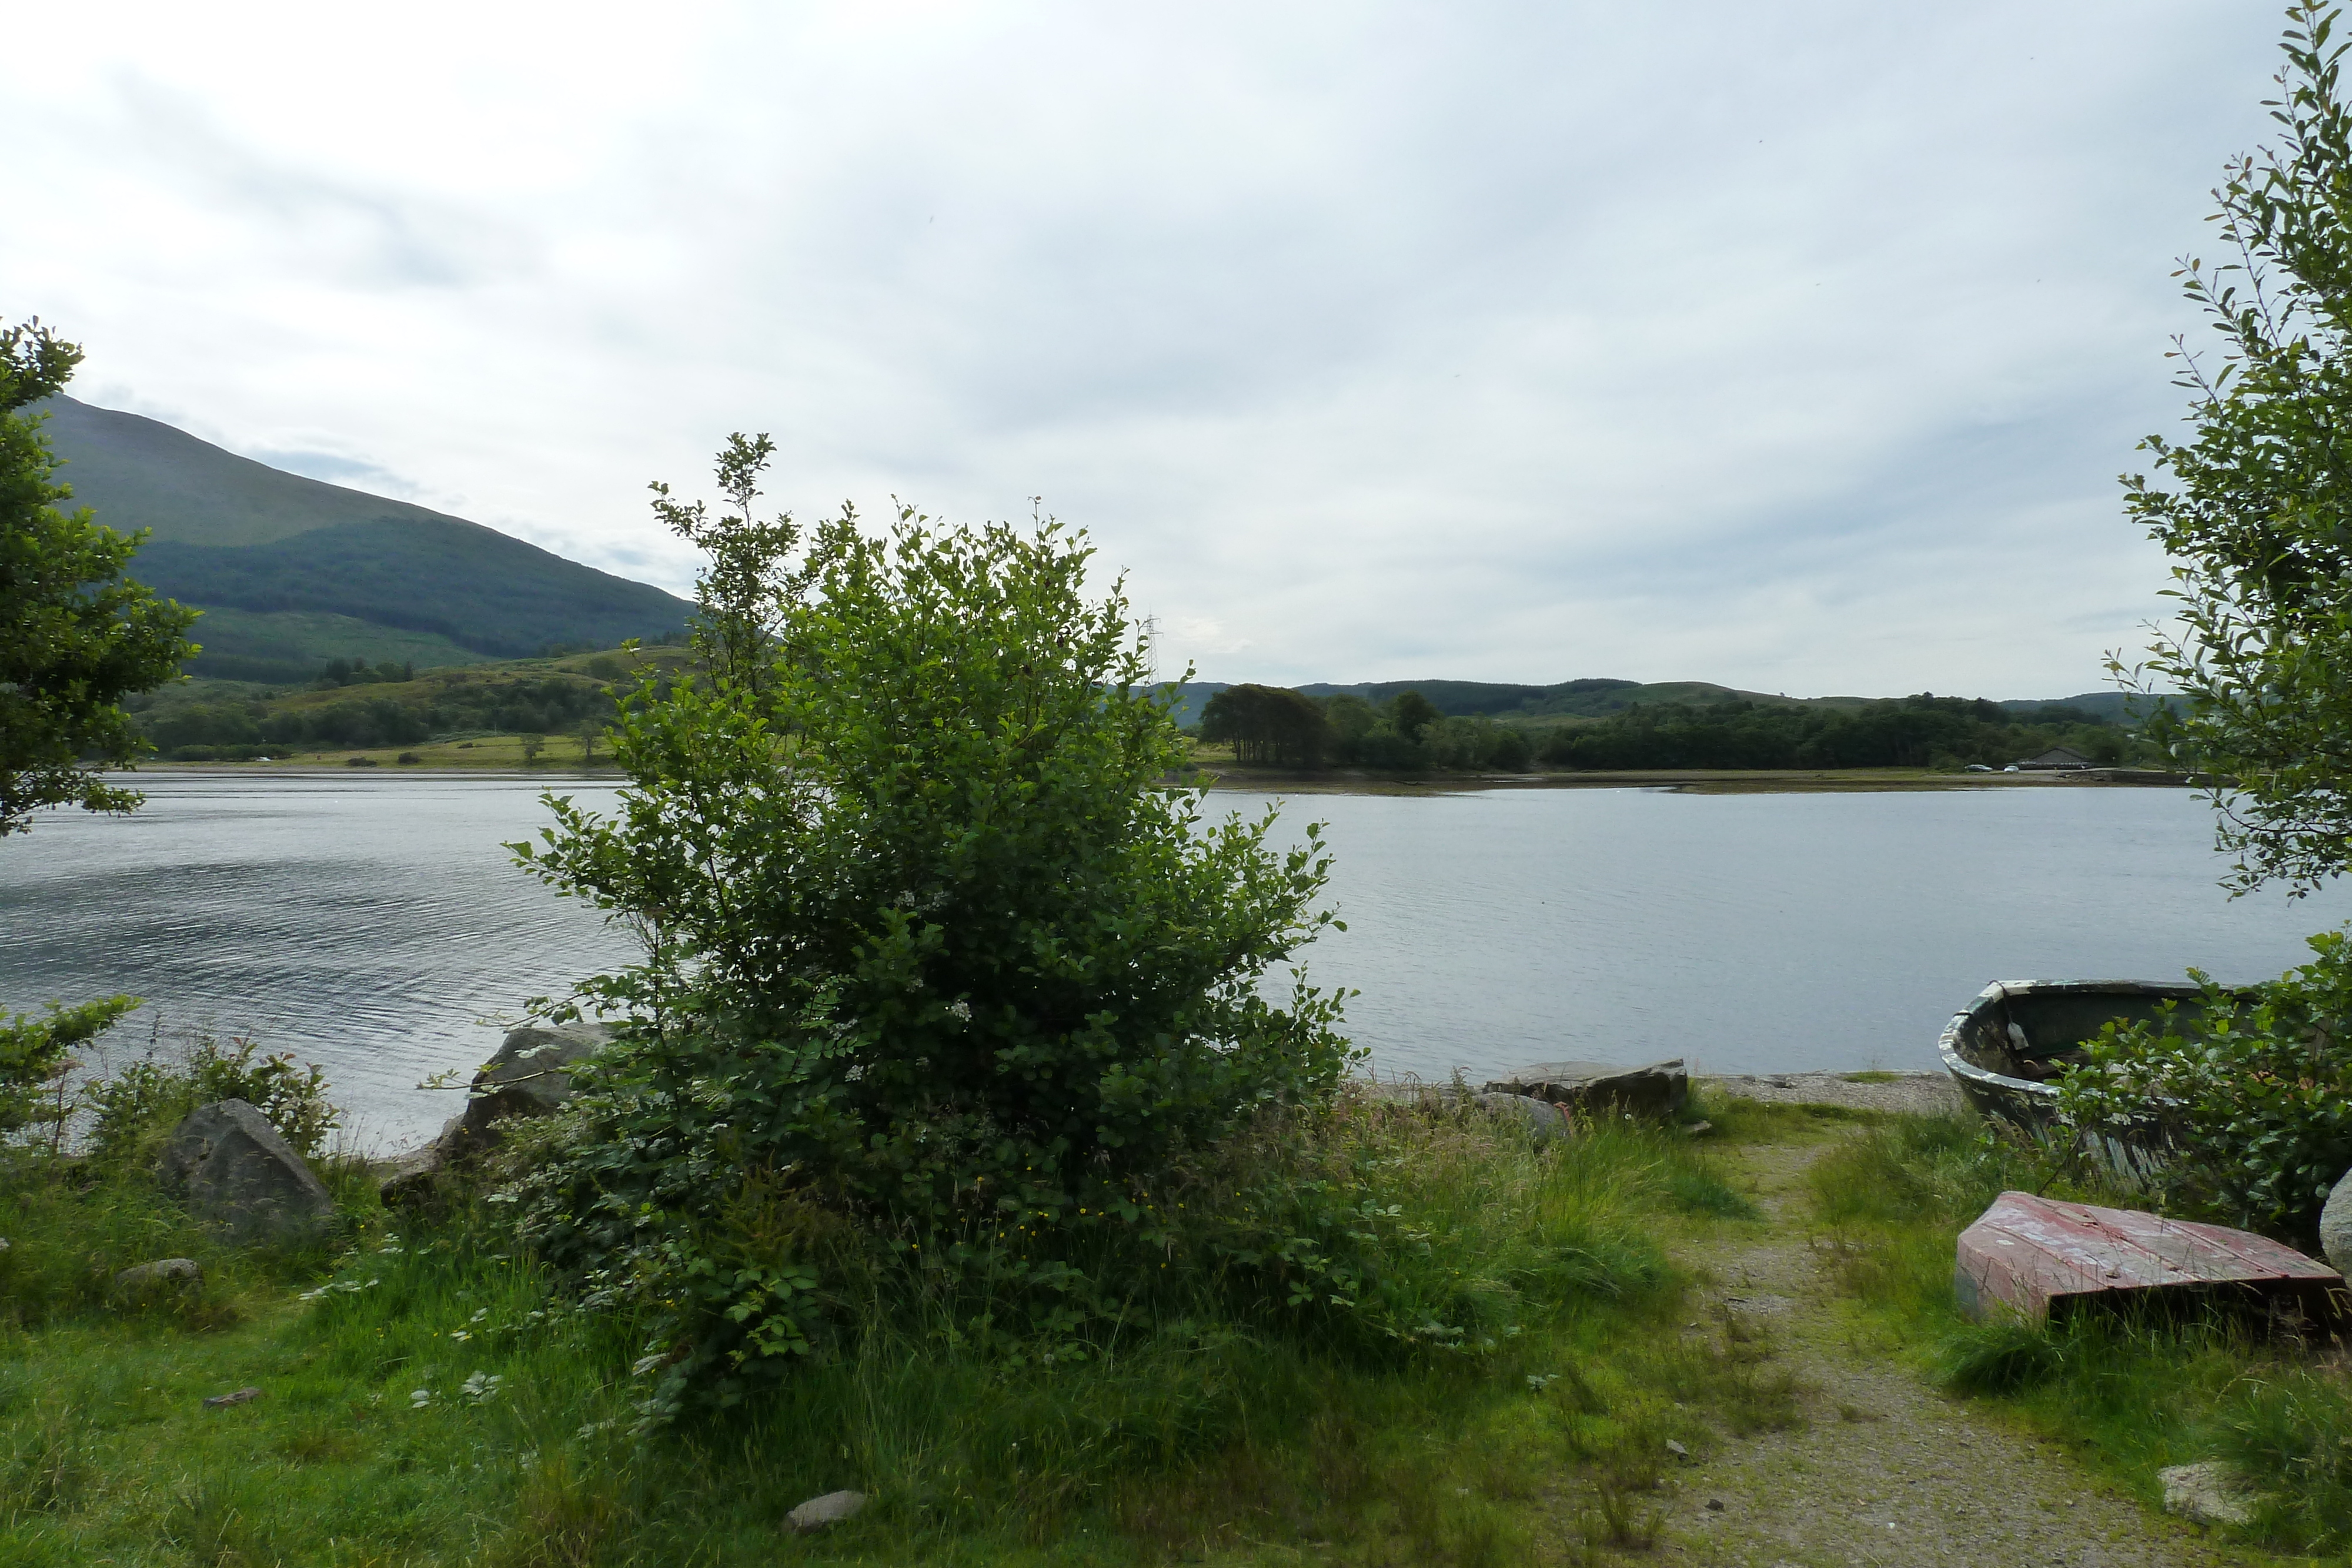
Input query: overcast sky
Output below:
<box><xmin>1</xmin><ymin>1</ymin><xmax>2294</xmax><ymax>696</ymax></box>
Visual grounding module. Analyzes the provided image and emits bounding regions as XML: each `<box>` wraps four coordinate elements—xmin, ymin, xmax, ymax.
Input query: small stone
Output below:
<box><xmin>202</xmin><ymin>1387</ymin><xmax>261</xmax><ymax>1409</ymax></box>
<box><xmin>786</xmin><ymin>1489</ymin><xmax>867</xmax><ymax>1533</ymax></box>
<box><xmin>1666</xmin><ymin>1439</ymin><xmax>1689</xmax><ymax>1458</ymax></box>
<box><xmin>113</xmin><ymin>1258</ymin><xmax>202</xmax><ymax>1295</ymax></box>
<box><xmin>1681</xmin><ymin>1119</ymin><xmax>1714</xmax><ymax>1137</ymax></box>
<box><xmin>2157</xmin><ymin>1460</ymin><xmax>2253</xmax><ymax>1526</ymax></box>
<box><xmin>1706</xmin><ymin>1498</ymin><xmax>1725</xmax><ymax>1512</ymax></box>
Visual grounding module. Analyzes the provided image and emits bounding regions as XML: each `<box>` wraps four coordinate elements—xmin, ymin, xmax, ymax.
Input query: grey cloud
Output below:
<box><xmin>0</xmin><ymin>1</ymin><xmax>2293</xmax><ymax>698</ymax></box>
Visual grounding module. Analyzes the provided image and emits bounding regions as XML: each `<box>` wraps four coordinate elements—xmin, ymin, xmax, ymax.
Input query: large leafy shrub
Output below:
<box><xmin>509</xmin><ymin>446</ymin><xmax>1351</xmax><ymax>1413</ymax></box>
<box><xmin>2117</xmin><ymin>3</ymin><xmax>2352</xmax><ymax>894</ymax></box>
<box><xmin>2053</xmin><ymin>927</ymin><xmax>2352</xmax><ymax>1235</ymax></box>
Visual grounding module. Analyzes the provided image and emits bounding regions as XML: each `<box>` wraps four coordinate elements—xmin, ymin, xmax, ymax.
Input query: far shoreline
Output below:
<box><xmin>112</xmin><ymin>761</ymin><xmax>2201</xmax><ymax>797</ymax></box>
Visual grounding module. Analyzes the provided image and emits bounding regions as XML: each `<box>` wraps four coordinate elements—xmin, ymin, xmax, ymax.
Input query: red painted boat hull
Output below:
<box><xmin>1956</xmin><ymin>1190</ymin><xmax>2349</xmax><ymax>1328</ymax></box>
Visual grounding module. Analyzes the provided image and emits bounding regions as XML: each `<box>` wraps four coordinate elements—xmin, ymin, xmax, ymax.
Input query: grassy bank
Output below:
<box><xmin>0</xmin><ymin>1089</ymin><xmax>1801</xmax><ymax>1566</ymax></box>
<box><xmin>1809</xmin><ymin>1114</ymin><xmax>2352</xmax><ymax>1556</ymax></box>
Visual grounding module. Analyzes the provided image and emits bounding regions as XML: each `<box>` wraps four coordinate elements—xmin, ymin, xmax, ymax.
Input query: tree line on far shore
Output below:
<box><xmin>1195</xmin><ymin>684</ymin><xmax>2157</xmax><ymax>773</ymax></box>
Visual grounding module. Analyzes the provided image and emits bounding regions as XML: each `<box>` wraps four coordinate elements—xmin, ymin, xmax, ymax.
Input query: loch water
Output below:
<box><xmin>2</xmin><ymin>772</ymin><xmax>2346</xmax><ymax>1146</ymax></box>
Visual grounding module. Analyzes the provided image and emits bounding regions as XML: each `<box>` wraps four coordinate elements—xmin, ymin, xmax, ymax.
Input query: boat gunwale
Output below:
<box><xmin>1937</xmin><ymin>978</ymin><xmax>2214</xmax><ymax>1122</ymax></box>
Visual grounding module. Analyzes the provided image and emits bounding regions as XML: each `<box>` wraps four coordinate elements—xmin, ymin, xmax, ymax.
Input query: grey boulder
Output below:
<box><xmin>2321</xmin><ymin>1166</ymin><xmax>2352</xmax><ymax>1276</ymax></box>
<box><xmin>786</xmin><ymin>1489</ymin><xmax>867</xmax><ymax>1533</ymax></box>
<box><xmin>457</xmin><ymin>1021</ymin><xmax>609</xmax><ymax>1144</ymax></box>
<box><xmin>1484</xmin><ymin>1059</ymin><xmax>1688</xmax><ymax>1119</ymax></box>
<box><xmin>376</xmin><ymin>1126</ymin><xmax>464</xmax><ymax>1211</ymax></box>
<box><xmin>158</xmin><ymin>1101</ymin><xmax>335</xmax><ymax>1244</ymax></box>
<box><xmin>385</xmin><ymin>1021</ymin><xmax>614</xmax><ymax>1204</ymax></box>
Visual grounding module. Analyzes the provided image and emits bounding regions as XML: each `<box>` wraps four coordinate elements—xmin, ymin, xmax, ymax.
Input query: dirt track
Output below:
<box><xmin>1645</xmin><ymin>1131</ymin><xmax>2256</xmax><ymax>1568</ymax></box>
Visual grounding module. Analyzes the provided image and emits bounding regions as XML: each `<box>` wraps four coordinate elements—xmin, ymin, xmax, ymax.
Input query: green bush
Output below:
<box><xmin>79</xmin><ymin>1033</ymin><xmax>339</xmax><ymax>1166</ymax></box>
<box><xmin>0</xmin><ymin>998</ymin><xmax>136</xmax><ymax>1142</ymax></box>
<box><xmin>2053</xmin><ymin>927</ymin><xmax>2352</xmax><ymax>1236</ymax></box>
<box><xmin>510</xmin><ymin>453</ymin><xmax>1350</xmax><ymax>1417</ymax></box>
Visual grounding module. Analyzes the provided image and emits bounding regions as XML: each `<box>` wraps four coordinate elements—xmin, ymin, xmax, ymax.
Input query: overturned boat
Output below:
<box><xmin>1957</xmin><ymin>1190</ymin><xmax>2347</xmax><ymax>1328</ymax></box>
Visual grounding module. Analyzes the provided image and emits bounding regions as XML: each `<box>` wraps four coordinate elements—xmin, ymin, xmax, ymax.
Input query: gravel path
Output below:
<box><xmin>1648</xmin><ymin>1138</ymin><xmax>2260</xmax><ymax>1567</ymax></box>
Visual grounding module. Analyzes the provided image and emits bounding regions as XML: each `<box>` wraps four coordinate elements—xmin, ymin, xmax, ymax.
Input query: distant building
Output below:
<box><xmin>2013</xmin><ymin>745</ymin><xmax>2092</xmax><ymax>771</ymax></box>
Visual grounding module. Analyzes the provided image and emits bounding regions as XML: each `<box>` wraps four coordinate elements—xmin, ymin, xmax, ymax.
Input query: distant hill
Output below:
<box><xmin>2000</xmin><ymin>692</ymin><xmax>2182</xmax><ymax>723</ymax></box>
<box><xmin>1163</xmin><ymin>677</ymin><xmax>1780</xmax><ymax>727</ymax></box>
<box><xmin>33</xmin><ymin>396</ymin><xmax>692</xmax><ymax>681</ymax></box>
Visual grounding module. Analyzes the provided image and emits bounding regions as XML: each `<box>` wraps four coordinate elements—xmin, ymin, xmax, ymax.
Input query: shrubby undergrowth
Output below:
<box><xmin>504</xmin><ymin>446</ymin><xmax>1409</xmax><ymax>1415</ymax></box>
<box><xmin>0</xmin><ymin>1029</ymin><xmax>350</xmax><ymax>1332</ymax></box>
<box><xmin>2053</xmin><ymin>925</ymin><xmax>2352</xmax><ymax>1238</ymax></box>
<box><xmin>0</xmin><ymin>1071</ymin><xmax>1759</xmax><ymax>1563</ymax></box>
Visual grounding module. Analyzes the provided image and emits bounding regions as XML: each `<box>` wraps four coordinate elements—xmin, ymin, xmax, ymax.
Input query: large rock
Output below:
<box><xmin>383</xmin><ymin>1021</ymin><xmax>613</xmax><ymax>1205</ymax></box>
<box><xmin>1484</xmin><ymin>1059</ymin><xmax>1688</xmax><ymax>1119</ymax></box>
<box><xmin>158</xmin><ymin>1101</ymin><xmax>336</xmax><ymax>1244</ymax></box>
<box><xmin>461</xmin><ymin>1021</ymin><xmax>609</xmax><ymax>1139</ymax></box>
<box><xmin>376</xmin><ymin>1130</ymin><xmax>463</xmax><ymax>1212</ymax></box>
<box><xmin>2321</xmin><ymin>1166</ymin><xmax>2352</xmax><ymax>1276</ymax></box>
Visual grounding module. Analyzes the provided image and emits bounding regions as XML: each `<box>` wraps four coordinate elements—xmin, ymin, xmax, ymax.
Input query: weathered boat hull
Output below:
<box><xmin>1937</xmin><ymin>979</ymin><xmax>2211</xmax><ymax>1134</ymax></box>
<box><xmin>1957</xmin><ymin>1189</ymin><xmax>2347</xmax><ymax>1329</ymax></box>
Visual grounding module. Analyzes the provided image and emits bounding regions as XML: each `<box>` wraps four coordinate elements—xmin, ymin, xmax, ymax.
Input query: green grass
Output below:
<box><xmin>1806</xmin><ymin>1112</ymin><xmax>2352</xmax><ymax>1556</ymax></box>
<box><xmin>1694</xmin><ymin>1092</ymin><xmax>1881</xmax><ymax>1146</ymax></box>
<box><xmin>0</xmin><ymin>1097</ymin><xmax>1795</xmax><ymax>1564</ymax></box>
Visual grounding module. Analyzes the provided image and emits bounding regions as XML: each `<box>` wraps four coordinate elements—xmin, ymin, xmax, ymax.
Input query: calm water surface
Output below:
<box><xmin>2</xmin><ymin>773</ymin><xmax>2345</xmax><ymax>1146</ymax></box>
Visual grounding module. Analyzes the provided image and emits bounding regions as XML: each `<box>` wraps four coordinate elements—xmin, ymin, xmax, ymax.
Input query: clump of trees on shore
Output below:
<box><xmin>1200</xmin><ymin>684</ymin><xmax>1533</xmax><ymax>771</ymax></box>
<box><xmin>1197</xmin><ymin>683</ymin><xmax>2148</xmax><ymax>774</ymax></box>
<box><xmin>1536</xmin><ymin>694</ymin><xmax>2142</xmax><ymax>771</ymax></box>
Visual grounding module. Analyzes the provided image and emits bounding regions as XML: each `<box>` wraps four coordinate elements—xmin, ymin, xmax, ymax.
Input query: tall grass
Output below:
<box><xmin>0</xmin><ymin>1091</ymin><xmax>1786</xmax><ymax>1564</ymax></box>
<box><xmin>1809</xmin><ymin>1111</ymin><xmax>2352</xmax><ymax>1554</ymax></box>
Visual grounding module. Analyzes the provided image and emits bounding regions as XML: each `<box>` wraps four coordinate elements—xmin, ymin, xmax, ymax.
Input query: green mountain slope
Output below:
<box><xmin>32</xmin><ymin>396</ymin><xmax>691</xmax><ymax>678</ymax></box>
<box><xmin>175</xmin><ymin>609</ymin><xmax>496</xmax><ymax>685</ymax></box>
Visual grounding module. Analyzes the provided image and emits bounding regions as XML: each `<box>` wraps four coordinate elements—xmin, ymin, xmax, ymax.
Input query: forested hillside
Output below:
<box><xmin>36</xmin><ymin>396</ymin><xmax>691</xmax><ymax>679</ymax></box>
